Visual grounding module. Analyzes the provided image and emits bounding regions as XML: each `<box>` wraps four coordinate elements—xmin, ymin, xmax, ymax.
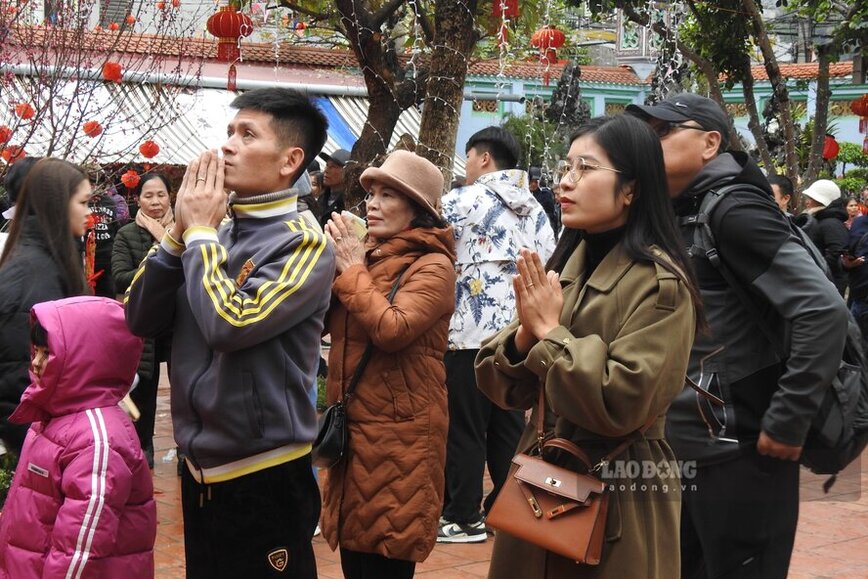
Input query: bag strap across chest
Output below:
<box><xmin>342</xmin><ymin>267</ymin><xmax>408</xmax><ymax>403</ymax></box>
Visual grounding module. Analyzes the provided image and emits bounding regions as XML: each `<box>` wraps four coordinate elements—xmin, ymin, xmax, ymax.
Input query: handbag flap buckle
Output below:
<box><xmin>513</xmin><ymin>454</ymin><xmax>605</xmax><ymax>503</ymax></box>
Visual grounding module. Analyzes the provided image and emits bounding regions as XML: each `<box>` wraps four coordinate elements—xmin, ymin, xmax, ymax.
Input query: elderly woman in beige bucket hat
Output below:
<box><xmin>321</xmin><ymin>150</ymin><xmax>457</xmax><ymax>578</ymax></box>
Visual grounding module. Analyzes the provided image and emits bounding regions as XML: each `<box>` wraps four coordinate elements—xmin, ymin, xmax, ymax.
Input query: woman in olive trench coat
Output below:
<box><xmin>475</xmin><ymin>115</ymin><xmax>702</xmax><ymax>579</ymax></box>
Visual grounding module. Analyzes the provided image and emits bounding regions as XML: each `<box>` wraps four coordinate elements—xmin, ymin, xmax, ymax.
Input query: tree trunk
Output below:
<box><xmin>740</xmin><ymin>67</ymin><xmax>775</xmax><ymax>171</ymax></box>
<box><xmin>416</xmin><ymin>0</ymin><xmax>478</xmax><ymax>185</ymax></box>
<box><xmin>334</xmin><ymin>0</ymin><xmax>406</xmax><ymax>211</ymax></box>
<box><xmin>804</xmin><ymin>45</ymin><xmax>832</xmax><ymax>186</ymax></box>
<box><xmin>743</xmin><ymin>0</ymin><xmax>799</xmax><ymax>184</ymax></box>
<box><xmin>692</xmin><ymin>56</ymin><xmax>743</xmax><ymax>153</ymax></box>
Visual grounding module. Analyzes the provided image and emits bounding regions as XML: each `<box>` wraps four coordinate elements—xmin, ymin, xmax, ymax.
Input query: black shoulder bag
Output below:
<box><xmin>312</xmin><ymin>268</ymin><xmax>408</xmax><ymax>468</ymax></box>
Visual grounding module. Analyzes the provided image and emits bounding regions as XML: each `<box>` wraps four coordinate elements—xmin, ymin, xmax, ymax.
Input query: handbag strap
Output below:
<box><xmin>343</xmin><ymin>266</ymin><xmax>409</xmax><ymax>403</ymax></box>
<box><xmin>535</xmin><ymin>388</ymin><xmax>657</xmax><ymax>472</ymax></box>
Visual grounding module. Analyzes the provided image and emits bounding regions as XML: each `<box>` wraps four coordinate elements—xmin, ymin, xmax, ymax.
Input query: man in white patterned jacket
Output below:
<box><xmin>438</xmin><ymin>126</ymin><xmax>555</xmax><ymax>543</ymax></box>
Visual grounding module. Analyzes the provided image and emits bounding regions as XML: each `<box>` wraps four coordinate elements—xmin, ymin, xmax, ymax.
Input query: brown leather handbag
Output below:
<box><xmin>486</xmin><ymin>389</ymin><xmax>655</xmax><ymax>565</ymax></box>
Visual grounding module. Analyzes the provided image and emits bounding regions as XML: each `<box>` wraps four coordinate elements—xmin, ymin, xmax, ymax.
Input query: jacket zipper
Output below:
<box><xmin>185</xmin><ymin>350</ymin><xmax>213</xmax><ymax>494</ymax></box>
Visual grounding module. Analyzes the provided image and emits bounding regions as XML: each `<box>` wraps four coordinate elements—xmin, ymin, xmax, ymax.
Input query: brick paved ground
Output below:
<box><xmin>151</xmin><ymin>375</ymin><xmax>868</xmax><ymax>578</ymax></box>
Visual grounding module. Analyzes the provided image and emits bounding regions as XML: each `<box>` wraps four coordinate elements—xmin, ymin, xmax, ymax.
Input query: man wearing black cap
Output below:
<box><xmin>628</xmin><ymin>94</ymin><xmax>847</xmax><ymax>578</ymax></box>
<box><xmin>318</xmin><ymin>148</ymin><xmax>350</xmax><ymax>227</ymax></box>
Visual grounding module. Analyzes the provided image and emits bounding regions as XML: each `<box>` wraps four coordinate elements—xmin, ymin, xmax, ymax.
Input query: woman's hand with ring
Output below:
<box><xmin>325</xmin><ymin>212</ymin><xmax>365</xmax><ymax>273</ymax></box>
<box><xmin>514</xmin><ymin>248</ymin><xmax>563</xmax><ymax>341</ymax></box>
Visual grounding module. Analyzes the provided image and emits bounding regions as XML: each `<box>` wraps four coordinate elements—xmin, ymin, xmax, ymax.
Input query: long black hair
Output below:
<box><xmin>0</xmin><ymin>158</ymin><xmax>89</xmax><ymax>296</ymax></box>
<box><xmin>546</xmin><ymin>115</ymin><xmax>704</xmax><ymax>330</ymax></box>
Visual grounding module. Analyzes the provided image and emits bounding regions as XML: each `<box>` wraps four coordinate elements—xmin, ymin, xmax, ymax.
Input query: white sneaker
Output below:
<box><xmin>436</xmin><ymin>518</ymin><xmax>487</xmax><ymax>543</ymax></box>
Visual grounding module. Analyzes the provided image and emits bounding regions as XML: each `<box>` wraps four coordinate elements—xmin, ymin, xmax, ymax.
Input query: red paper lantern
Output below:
<box><xmin>852</xmin><ymin>95</ymin><xmax>868</xmax><ymax>134</ymax></box>
<box><xmin>822</xmin><ymin>135</ymin><xmax>839</xmax><ymax>161</ymax></box>
<box><xmin>120</xmin><ymin>169</ymin><xmax>141</xmax><ymax>189</ymax></box>
<box><xmin>492</xmin><ymin>0</ymin><xmax>519</xmax><ymax>19</ymax></box>
<box><xmin>1</xmin><ymin>145</ymin><xmax>26</xmax><ymax>164</ymax></box>
<box><xmin>206</xmin><ymin>6</ymin><xmax>253</xmax><ymax>63</ymax></box>
<box><xmin>531</xmin><ymin>26</ymin><xmax>566</xmax><ymax>57</ymax></box>
<box><xmin>851</xmin><ymin>95</ymin><xmax>868</xmax><ymax>118</ymax></box>
<box><xmin>14</xmin><ymin>102</ymin><xmax>34</xmax><ymax>120</ymax></box>
<box><xmin>125</xmin><ymin>14</ymin><xmax>136</xmax><ymax>25</ymax></box>
<box><xmin>0</xmin><ymin>125</ymin><xmax>12</xmax><ymax>144</ymax></box>
<box><xmin>172</xmin><ymin>0</ymin><xmax>181</xmax><ymax>7</ymax></box>
<box><xmin>109</xmin><ymin>22</ymin><xmax>120</xmax><ymax>31</ymax></box>
<box><xmin>531</xmin><ymin>26</ymin><xmax>566</xmax><ymax>85</ymax></box>
<box><xmin>139</xmin><ymin>140</ymin><xmax>160</xmax><ymax>158</ymax></box>
<box><xmin>82</xmin><ymin>120</ymin><xmax>103</xmax><ymax>138</ymax></box>
<box><xmin>102</xmin><ymin>62</ymin><xmax>123</xmax><ymax>82</ymax></box>
<box><xmin>157</xmin><ymin>1</ymin><xmax>165</xmax><ymax>9</ymax></box>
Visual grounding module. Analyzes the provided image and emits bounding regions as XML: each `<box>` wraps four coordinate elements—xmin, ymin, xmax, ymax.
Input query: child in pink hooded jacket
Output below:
<box><xmin>0</xmin><ymin>296</ymin><xmax>155</xmax><ymax>578</ymax></box>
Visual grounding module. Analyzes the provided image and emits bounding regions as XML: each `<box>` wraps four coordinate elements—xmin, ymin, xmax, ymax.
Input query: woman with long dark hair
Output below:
<box><xmin>0</xmin><ymin>158</ymin><xmax>91</xmax><ymax>454</ymax></box>
<box><xmin>476</xmin><ymin>115</ymin><xmax>702</xmax><ymax>578</ymax></box>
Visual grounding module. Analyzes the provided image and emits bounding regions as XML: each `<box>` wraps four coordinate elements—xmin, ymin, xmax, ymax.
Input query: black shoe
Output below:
<box><xmin>176</xmin><ymin>448</ymin><xmax>185</xmax><ymax>477</ymax></box>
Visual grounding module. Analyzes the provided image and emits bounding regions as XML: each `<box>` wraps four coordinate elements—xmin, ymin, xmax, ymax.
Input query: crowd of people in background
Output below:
<box><xmin>0</xmin><ymin>86</ymin><xmax>862</xmax><ymax>579</ymax></box>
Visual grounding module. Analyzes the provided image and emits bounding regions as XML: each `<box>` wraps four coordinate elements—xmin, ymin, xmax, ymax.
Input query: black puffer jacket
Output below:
<box><xmin>112</xmin><ymin>222</ymin><xmax>157</xmax><ymax>295</ymax></box>
<box><xmin>0</xmin><ymin>217</ymin><xmax>71</xmax><ymax>453</ymax></box>
<box><xmin>800</xmin><ymin>199</ymin><xmax>849</xmax><ymax>296</ymax></box>
<box><xmin>112</xmin><ymin>222</ymin><xmax>167</xmax><ymax>380</ymax></box>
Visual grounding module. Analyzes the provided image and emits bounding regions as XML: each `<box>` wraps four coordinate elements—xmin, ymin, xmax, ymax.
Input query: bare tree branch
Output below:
<box><xmin>804</xmin><ymin>45</ymin><xmax>831</xmax><ymax>185</ymax></box>
<box><xmin>742</xmin><ymin>0</ymin><xmax>798</xmax><ymax>183</ymax></box>
<box><xmin>278</xmin><ymin>1</ymin><xmax>331</xmax><ymax>20</ymax></box>
<box><xmin>371</xmin><ymin>0</ymin><xmax>407</xmax><ymax>29</ymax></box>
<box><xmin>410</xmin><ymin>0</ymin><xmax>435</xmax><ymax>44</ymax></box>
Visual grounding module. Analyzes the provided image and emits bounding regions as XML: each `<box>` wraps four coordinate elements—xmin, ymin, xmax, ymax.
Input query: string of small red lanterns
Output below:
<box><xmin>82</xmin><ymin>120</ymin><xmax>103</xmax><ymax>138</ymax></box>
<box><xmin>120</xmin><ymin>169</ymin><xmax>141</xmax><ymax>189</ymax></box>
<box><xmin>14</xmin><ymin>102</ymin><xmax>34</xmax><ymax>120</ymax></box>
<box><xmin>139</xmin><ymin>140</ymin><xmax>160</xmax><ymax>158</ymax></box>
<box><xmin>1</xmin><ymin>145</ymin><xmax>26</xmax><ymax>164</ymax></box>
<box><xmin>102</xmin><ymin>61</ymin><xmax>123</xmax><ymax>82</ymax></box>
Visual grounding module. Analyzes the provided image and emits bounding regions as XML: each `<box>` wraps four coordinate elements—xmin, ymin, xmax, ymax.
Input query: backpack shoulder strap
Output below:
<box><xmin>681</xmin><ymin>182</ymin><xmax>763</xmax><ymax>267</ymax></box>
<box><xmin>682</xmin><ymin>183</ymin><xmax>789</xmax><ymax>358</ymax></box>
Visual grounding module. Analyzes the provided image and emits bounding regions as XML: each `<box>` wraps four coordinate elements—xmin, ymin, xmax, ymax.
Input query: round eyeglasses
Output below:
<box><xmin>554</xmin><ymin>157</ymin><xmax>621</xmax><ymax>186</ymax></box>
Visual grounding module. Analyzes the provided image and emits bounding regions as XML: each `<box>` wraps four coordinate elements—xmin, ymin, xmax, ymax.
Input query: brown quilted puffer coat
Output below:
<box><xmin>321</xmin><ymin>225</ymin><xmax>456</xmax><ymax>562</ymax></box>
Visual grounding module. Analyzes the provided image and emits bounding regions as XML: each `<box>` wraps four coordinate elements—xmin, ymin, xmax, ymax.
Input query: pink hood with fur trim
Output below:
<box><xmin>0</xmin><ymin>297</ymin><xmax>155</xmax><ymax>579</ymax></box>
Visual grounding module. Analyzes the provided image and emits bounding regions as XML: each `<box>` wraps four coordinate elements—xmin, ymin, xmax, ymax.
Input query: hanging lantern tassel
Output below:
<box><xmin>228</xmin><ymin>63</ymin><xmax>237</xmax><ymax>91</ymax></box>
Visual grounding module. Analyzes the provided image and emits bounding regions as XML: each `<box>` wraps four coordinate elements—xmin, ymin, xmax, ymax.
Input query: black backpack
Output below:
<box><xmin>684</xmin><ymin>183</ymin><xmax>868</xmax><ymax>487</ymax></box>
